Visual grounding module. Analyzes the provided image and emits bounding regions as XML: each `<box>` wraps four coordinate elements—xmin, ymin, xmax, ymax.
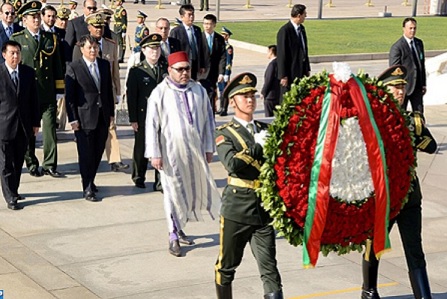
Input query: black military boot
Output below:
<box><xmin>264</xmin><ymin>289</ymin><xmax>284</xmax><ymax>299</ymax></box>
<box><xmin>361</xmin><ymin>251</ymin><xmax>381</xmax><ymax>299</ymax></box>
<box><xmin>409</xmin><ymin>268</ymin><xmax>433</xmax><ymax>299</ymax></box>
<box><xmin>215</xmin><ymin>283</ymin><xmax>232</xmax><ymax>299</ymax></box>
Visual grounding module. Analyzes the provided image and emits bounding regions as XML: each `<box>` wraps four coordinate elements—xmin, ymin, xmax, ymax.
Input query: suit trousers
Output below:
<box><xmin>390</xmin><ymin>177</ymin><xmax>426</xmax><ymax>271</ymax></box>
<box><xmin>132</xmin><ymin>127</ymin><xmax>161</xmax><ymax>187</ymax></box>
<box><xmin>214</xmin><ymin>216</ymin><xmax>282</xmax><ymax>294</ymax></box>
<box><xmin>75</xmin><ymin>113</ymin><xmax>108</xmax><ymax>193</ymax></box>
<box><xmin>25</xmin><ymin>102</ymin><xmax>58</xmax><ymax>171</ymax></box>
<box><xmin>264</xmin><ymin>99</ymin><xmax>279</xmax><ymax>117</ymax></box>
<box><xmin>200</xmin><ymin>0</ymin><xmax>209</xmax><ymax>9</ymax></box>
<box><xmin>105</xmin><ymin>122</ymin><xmax>122</xmax><ymax>164</ymax></box>
<box><xmin>403</xmin><ymin>88</ymin><xmax>424</xmax><ymax>114</ymax></box>
<box><xmin>0</xmin><ymin>128</ymin><xmax>27</xmax><ymax>204</ymax></box>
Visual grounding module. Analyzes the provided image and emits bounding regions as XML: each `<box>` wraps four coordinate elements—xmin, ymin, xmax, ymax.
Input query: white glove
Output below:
<box><xmin>223</xmin><ymin>75</ymin><xmax>229</xmax><ymax>82</ymax></box>
<box><xmin>254</xmin><ymin>130</ymin><xmax>269</xmax><ymax>148</ymax></box>
<box><xmin>115</xmin><ymin>95</ymin><xmax>121</xmax><ymax>104</ymax></box>
<box><xmin>56</xmin><ymin>94</ymin><xmax>64</xmax><ymax>101</ymax></box>
<box><xmin>217</xmin><ymin>74</ymin><xmax>224</xmax><ymax>83</ymax></box>
<box><xmin>122</xmin><ymin>32</ymin><xmax>126</xmax><ymax>38</ymax></box>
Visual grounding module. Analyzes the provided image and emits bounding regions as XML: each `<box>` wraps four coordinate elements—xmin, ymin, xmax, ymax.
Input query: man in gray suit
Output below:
<box><xmin>389</xmin><ymin>17</ymin><xmax>427</xmax><ymax>114</ymax></box>
<box><xmin>0</xmin><ymin>40</ymin><xmax>40</xmax><ymax>210</ymax></box>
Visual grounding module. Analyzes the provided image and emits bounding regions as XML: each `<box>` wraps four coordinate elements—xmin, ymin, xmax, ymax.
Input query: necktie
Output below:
<box><xmin>187</xmin><ymin>27</ymin><xmax>197</xmax><ymax>60</ymax></box>
<box><xmin>207</xmin><ymin>34</ymin><xmax>212</xmax><ymax>53</ymax></box>
<box><xmin>90</xmin><ymin>63</ymin><xmax>100</xmax><ymax>90</ymax></box>
<box><xmin>34</xmin><ymin>34</ymin><xmax>39</xmax><ymax>43</ymax></box>
<box><xmin>297</xmin><ymin>26</ymin><xmax>306</xmax><ymax>54</ymax></box>
<box><xmin>161</xmin><ymin>41</ymin><xmax>169</xmax><ymax>57</ymax></box>
<box><xmin>6</xmin><ymin>26</ymin><xmax>12</xmax><ymax>38</ymax></box>
<box><xmin>11</xmin><ymin>70</ymin><xmax>18</xmax><ymax>87</ymax></box>
<box><xmin>410</xmin><ymin>40</ymin><xmax>422</xmax><ymax>70</ymax></box>
<box><xmin>98</xmin><ymin>41</ymin><xmax>102</xmax><ymax>58</ymax></box>
<box><xmin>247</xmin><ymin>123</ymin><xmax>254</xmax><ymax>136</ymax></box>
<box><xmin>152</xmin><ymin>65</ymin><xmax>158</xmax><ymax>79</ymax></box>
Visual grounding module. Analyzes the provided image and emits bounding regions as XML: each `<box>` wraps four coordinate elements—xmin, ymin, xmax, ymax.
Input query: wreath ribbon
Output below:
<box><xmin>303</xmin><ymin>75</ymin><xmax>391</xmax><ymax>267</ymax></box>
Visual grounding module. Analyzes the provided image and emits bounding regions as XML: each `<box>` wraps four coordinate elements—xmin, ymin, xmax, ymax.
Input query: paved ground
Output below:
<box><xmin>1</xmin><ymin>2</ymin><xmax>447</xmax><ymax>299</ymax></box>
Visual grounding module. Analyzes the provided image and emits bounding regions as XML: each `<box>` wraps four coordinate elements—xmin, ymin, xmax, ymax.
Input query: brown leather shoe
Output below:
<box><xmin>168</xmin><ymin>240</ymin><xmax>181</xmax><ymax>257</ymax></box>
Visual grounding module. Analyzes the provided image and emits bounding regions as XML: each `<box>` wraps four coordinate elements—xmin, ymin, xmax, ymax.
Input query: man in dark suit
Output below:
<box><xmin>200</xmin><ymin>13</ymin><xmax>225</xmax><ymax>114</ymax></box>
<box><xmin>155</xmin><ymin>17</ymin><xmax>181</xmax><ymax>60</ymax></box>
<box><xmin>169</xmin><ymin>4</ymin><xmax>205</xmax><ymax>80</ymax></box>
<box><xmin>276</xmin><ymin>4</ymin><xmax>310</xmax><ymax>104</ymax></box>
<box><xmin>261</xmin><ymin>45</ymin><xmax>280</xmax><ymax>117</ymax></box>
<box><xmin>127</xmin><ymin>34</ymin><xmax>167</xmax><ymax>190</ymax></box>
<box><xmin>0</xmin><ymin>2</ymin><xmax>23</xmax><ymax>63</ymax></box>
<box><xmin>389</xmin><ymin>17</ymin><xmax>427</xmax><ymax>114</ymax></box>
<box><xmin>0</xmin><ymin>40</ymin><xmax>40</xmax><ymax>210</ymax></box>
<box><xmin>65</xmin><ymin>35</ymin><xmax>115</xmax><ymax>201</ymax></box>
<box><xmin>11</xmin><ymin>1</ymin><xmax>65</xmax><ymax>178</ymax></box>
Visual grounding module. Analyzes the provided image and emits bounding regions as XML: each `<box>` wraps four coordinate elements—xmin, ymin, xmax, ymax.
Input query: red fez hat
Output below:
<box><xmin>168</xmin><ymin>51</ymin><xmax>189</xmax><ymax>66</ymax></box>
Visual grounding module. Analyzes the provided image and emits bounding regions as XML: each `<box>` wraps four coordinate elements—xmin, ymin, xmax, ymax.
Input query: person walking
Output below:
<box><xmin>389</xmin><ymin>18</ymin><xmax>427</xmax><ymax>114</ymax></box>
<box><xmin>0</xmin><ymin>40</ymin><xmax>40</xmax><ymax>210</ymax></box>
<box><xmin>214</xmin><ymin>72</ymin><xmax>283</xmax><ymax>299</ymax></box>
<box><xmin>145</xmin><ymin>51</ymin><xmax>220</xmax><ymax>257</ymax></box>
<box><xmin>216</xmin><ymin>26</ymin><xmax>233</xmax><ymax>116</ymax></box>
<box><xmin>361</xmin><ymin>65</ymin><xmax>436</xmax><ymax>299</ymax></box>
<box><xmin>65</xmin><ymin>35</ymin><xmax>115</xmax><ymax>201</ymax></box>
<box><xmin>127</xmin><ymin>33</ymin><xmax>167</xmax><ymax>190</ymax></box>
<box><xmin>276</xmin><ymin>4</ymin><xmax>310</xmax><ymax>104</ymax></box>
<box><xmin>261</xmin><ymin>45</ymin><xmax>280</xmax><ymax>117</ymax></box>
<box><xmin>113</xmin><ymin>0</ymin><xmax>127</xmax><ymax>63</ymax></box>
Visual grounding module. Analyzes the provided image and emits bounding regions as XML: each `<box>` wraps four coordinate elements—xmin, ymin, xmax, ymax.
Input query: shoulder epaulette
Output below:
<box><xmin>216</xmin><ymin>121</ymin><xmax>234</xmax><ymax>130</ymax></box>
<box><xmin>11</xmin><ymin>31</ymin><xmax>24</xmax><ymax>37</ymax></box>
<box><xmin>104</xmin><ymin>37</ymin><xmax>116</xmax><ymax>44</ymax></box>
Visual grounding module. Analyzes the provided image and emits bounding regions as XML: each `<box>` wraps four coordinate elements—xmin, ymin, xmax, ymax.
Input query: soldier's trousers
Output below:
<box><xmin>25</xmin><ymin>102</ymin><xmax>58</xmax><ymax>171</ymax></box>
<box><xmin>131</xmin><ymin>127</ymin><xmax>160</xmax><ymax>186</ymax></box>
<box><xmin>215</xmin><ymin>216</ymin><xmax>282</xmax><ymax>294</ymax></box>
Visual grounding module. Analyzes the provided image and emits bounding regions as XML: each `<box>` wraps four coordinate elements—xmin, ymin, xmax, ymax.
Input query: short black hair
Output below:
<box><xmin>403</xmin><ymin>17</ymin><xmax>417</xmax><ymax>27</ymax></box>
<box><xmin>179</xmin><ymin>4</ymin><xmax>194</xmax><ymax>16</ymax></box>
<box><xmin>2</xmin><ymin>40</ymin><xmax>21</xmax><ymax>53</ymax></box>
<box><xmin>203</xmin><ymin>14</ymin><xmax>217</xmax><ymax>24</ymax></box>
<box><xmin>291</xmin><ymin>4</ymin><xmax>306</xmax><ymax>18</ymax></box>
<box><xmin>79</xmin><ymin>34</ymin><xmax>99</xmax><ymax>47</ymax></box>
<box><xmin>268</xmin><ymin>45</ymin><xmax>277</xmax><ymax>56</ymax></box>
<box><xmin>41</xmin><ymin>5</ymin><xmax>57</xmax><ymax>15</ymax></box>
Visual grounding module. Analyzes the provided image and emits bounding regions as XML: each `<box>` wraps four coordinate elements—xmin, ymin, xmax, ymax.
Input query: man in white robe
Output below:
<box><xmin>145</xmin><ymin>51</ymin><xmax>220</xmax><ymax>257</ymax></box>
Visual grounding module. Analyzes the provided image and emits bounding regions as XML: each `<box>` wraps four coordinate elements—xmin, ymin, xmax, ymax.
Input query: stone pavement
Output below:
<box><xmin>1</xmin><ymin>2</ymin><xmax>447</xmax><ymax>299</ymax></box>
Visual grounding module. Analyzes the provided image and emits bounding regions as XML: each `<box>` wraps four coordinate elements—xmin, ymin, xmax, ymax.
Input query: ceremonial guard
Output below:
<box><xmin>68</xmin><ymin>0</ymin><xmax>79</xmax><ymax>20</ymax></box>
<box><xmin>10</xmin><ymin>1</ymin><xmax>65</xmax><ymax>177</ymax></box>
<box><xmin>217</xmin><ymin>26</ymin><xmax>233</xmax><ymax>116</ymax></box>
<box><xmin>361</xmin><ymin>65</ymin><xmax>437</xmax><ymax>299</ymax></box>
<box><xmin>127</xmin><ymin>34</ymin><xmax>167</xmax><ymax>190</ymax></box>
<box><xmin>214</xmin><ymin>73</ymin><xmax>283</xmax><ymax>298</ymax></box>
<box><xmin>113</xmin><ymin>0</ymin><xmax>126</xmax><ymax>63</ymax></box>
<box><xmin>133</xmin><ymin>10</ymin><xmax>149</xmax><ymax>53</ymax></box>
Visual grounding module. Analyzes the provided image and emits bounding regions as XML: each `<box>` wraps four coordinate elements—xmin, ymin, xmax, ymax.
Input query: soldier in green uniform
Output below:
<box><xmin>361</xmin><ymin>65</ymin><xmax>437</xmax><ymax>299</ymax></box>
<box><xmin>11</xmin><ymin>1</ymin><xmax>65</xmax><ymax>177</ymax></box>
<box><xmin>214</xmin><ymin>72</ymin><xmax>283</xmax><ymax>299</ymax></box>
<box><xmin>133</xmin><ymin>10</ymin><xmax>149</xmax><ymax>53</ymax></box>
<box><xmin>126</xmin><ymin>34</ymin><xmax>167</xmax><ymax>190</ymax></box>
<box><xmin>113</xmin><ymin>0</ymin><xmax>126</xmax><ymax>63</ymax></box>
<box><xmin>217</xmin><ymin>26</ymin><xmax>233</xmax><ymax>116</ymax></box>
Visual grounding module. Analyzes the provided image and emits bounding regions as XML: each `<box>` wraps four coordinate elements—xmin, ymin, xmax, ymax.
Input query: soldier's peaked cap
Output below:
<box><xmin>86</xmin><ymin>12</ymin><xmax>106</xmax><ymax>27</ymax></box>
<box><xmin>137</xmin><ymin>10</ymin><xmax>147</xmax><ymax>18</ymax></box>
<box><xmin>140</xmin><ymin>33</ymin><xmax>162</xmax><ymax>48</ymax></box>
<box><xmin>378</xmin><ymin>65</ymin><xmax>407</xmax><ymax>86</ymax></box>
<box><xmin>221</xmin><ymin>26</ymin><xmax>232</xmax><ymax>36</ymax></box>
<box><xmin>56</xmin><ymin>7</ymin><xmax>71</xmax><ymax>19</ymax></box>
<box><xmin>18</xmin><ymin>1</ymin><xmax>42</xmax><ymax>16</ymax></box>
<box><xmin>223</xmin><ymin>72</ymin><xmax>257</xmax><ymax>100</ymax></box>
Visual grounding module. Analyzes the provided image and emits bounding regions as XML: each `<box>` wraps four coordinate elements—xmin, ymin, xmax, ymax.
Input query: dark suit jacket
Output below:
<box><xmin>201</xmin><ymin>31</ymin><xmax>226</xmax><ymax>85</ymax></box>
<box><xmin>65</xmin><ymin>58</ymin><xmax>115</xmax><ymax>130</ymax></box>
<box><xmin>170</xmin><ymin>23</ymin><xmax>205</xmax><ymax>69</ymax></box>
<box><xmin>276</xmin><ymin>21</ymin><xmax>310</xmax><ymax>85</ymax></box>
<box><xmin>261</xmin><ymin>58</ymin><xmax>280</xmax><ymax>101</ymax></box>
<box><xmin>389</xmin><ymin>36</ymin><xmax>426</xmax><ymax>96</ymax></box>
<box><xmin>0</xmin><ymin>23</ymin><xmax>23</xmax><ymax>63</ymax></box>
<box><xmin>0</xmin><ymin>63</ymin><xmax>40</xmax><ymax>140</ymax></box>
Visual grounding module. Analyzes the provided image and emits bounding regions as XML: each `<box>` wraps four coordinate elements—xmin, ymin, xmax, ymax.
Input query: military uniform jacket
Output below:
<box><xmin>215</xmin><ymin>119</ymin><xmax>271</xmax><ymax>225</ymax></box>
<box><xmin>126</xmin><ymin>59</ymin><xmax>167</xmax><ymax>127</ymax></box>
<box><xmin>133</xmin><ymin>24</ymin><xmax>149</xmax><ymax>53</ymax></box>
<box><xmin>113</xmin><ymin>6</ymin><xmax>127</xmax><ymax>34</ymax></box>
<box><xmin>10</xmin><ymin>28</ymin><xmax>64</xmax><ymax>104</ymax></box>
<box><xmin>224</xmin><ymin>42</ymin><xmax>233</xmax><ymax>77</ymax></box>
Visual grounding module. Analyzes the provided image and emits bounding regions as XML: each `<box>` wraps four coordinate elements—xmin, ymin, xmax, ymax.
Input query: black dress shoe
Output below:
<box><xmin>178</xmin><ymin>230</ymin><xmax>194</xmax><ymax>245</ymax></box>
<box><xmin>92</xmin><ymin>184</ymin><xmax>98</xmax><ymax>193</ymax></box>
<box><xmin>29</xmin><ymin>168</ymin><xmax>43</xmax><ymax>177</ymax></box>
<box><xmin>17</xmin><ymin>195</ymin><xmax>25</xmax><ymax>201</ymax></box>
<box><xmin>7</xmin><ymin>202</ymin><xmax>23</xmax><ymax>210</ymax></box>
<box><xmin>135</xmin><ymin>182</ymin><xmax>146</xmax><ymax>188</ymax></box>
<box><xmin>169</xmin><ymin>240</ymin><xmax>181</xmax><ymax>257</ymax></box>
<box><xmin>219</xmin><ymin>111</ymin><xmax>228</xmax><ymax>116</ymax></box>
<box><xmin>111</xmin><ymin>162</ymin><xmax>129</xmax><ymax>172</ymax></box>
<box><xmin>42</xmin><ymin>168</ymin><xmax>63</xmax><ymax>177</ymax></box>
<box><xmin>84</xmin><ymin>191</ymin><xmax>100</xmax><ymax>202</ymax></box>
<box><xmin>153</xmin><ymin>183</ymin><xmax>163</xmax><ymax>193</ymax></box>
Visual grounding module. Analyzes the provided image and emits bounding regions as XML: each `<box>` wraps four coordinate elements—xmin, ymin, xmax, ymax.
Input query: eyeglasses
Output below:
<box><xmin>86</xmin><ymin>6</ymin><xmax>97</xmax><ymax>11</ymax></box>
<box><xmin>171</xmin><ymin>66</ymin><xmax>191</xmax><ymax>73</ymax></box>
<box><xmin>4</xmin><ymin>11</ymin><xmax>16</xmax><ymax>16</ymax></box>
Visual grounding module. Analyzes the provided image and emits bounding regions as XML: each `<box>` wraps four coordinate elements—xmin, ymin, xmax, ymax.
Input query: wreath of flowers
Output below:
<box><xmin>259</xmin><ymin>66</ymin><xmax>416</xmax><ymax>266</ymax></box>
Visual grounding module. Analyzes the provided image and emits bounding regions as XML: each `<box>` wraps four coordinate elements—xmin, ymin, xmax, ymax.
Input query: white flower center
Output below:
<box><xmin>329</xmin><ymin>117</ymin><xmax>374</xmax><ymax>203</ymax></box>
